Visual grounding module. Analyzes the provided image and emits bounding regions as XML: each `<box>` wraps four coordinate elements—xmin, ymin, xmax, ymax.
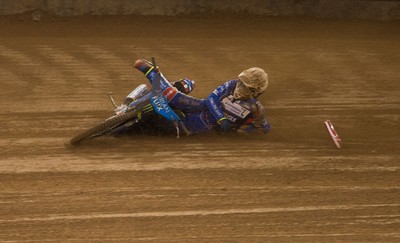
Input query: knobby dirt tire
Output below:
<box><xmin>70</xmin><ymin>110</ymin><xmax>138</xmax><ymax>145</ymax></box>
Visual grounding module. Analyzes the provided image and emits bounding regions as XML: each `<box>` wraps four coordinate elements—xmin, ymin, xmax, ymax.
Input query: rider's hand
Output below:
<box><xmin>218</xmin><ymin>118</ymin><xmax>231</xmax><ymax>132</ymax></box>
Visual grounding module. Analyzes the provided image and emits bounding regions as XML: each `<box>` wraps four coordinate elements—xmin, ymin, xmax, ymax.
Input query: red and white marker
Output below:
<box><xmin>324</xmin><ymin>120</ymin><xmax>342</xmax><ymax>149</ymax></box>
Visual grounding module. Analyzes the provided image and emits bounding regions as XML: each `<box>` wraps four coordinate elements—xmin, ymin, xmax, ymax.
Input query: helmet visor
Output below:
<box><xmin>234</xmin><ymin>80</ymin><xmax>263</xmax><ymax>99</ymax></box>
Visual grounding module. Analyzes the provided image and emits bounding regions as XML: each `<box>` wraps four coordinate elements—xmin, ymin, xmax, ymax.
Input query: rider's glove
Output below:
<box><xmin>218</xmin><ymin>117</ymin><xmax>231</xmax><ymax>132</ymax></box>
<box><xmin>172</xmin><ymin>78</ymin><xmax>195</xmax><ymax>94</ymax></box>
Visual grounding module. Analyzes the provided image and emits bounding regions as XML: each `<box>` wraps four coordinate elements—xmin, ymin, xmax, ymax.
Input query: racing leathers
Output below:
<box><xmin>143</xmin><ymin>66</ymin><xmax>271</xmax><ymax>135</ymax></box>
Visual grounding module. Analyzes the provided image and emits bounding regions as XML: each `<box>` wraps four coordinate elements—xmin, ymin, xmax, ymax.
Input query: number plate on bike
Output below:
<box><xmin>150</xmin><ymin>94</ymin><xmax>180</xmax><ymax>121</ymax></box>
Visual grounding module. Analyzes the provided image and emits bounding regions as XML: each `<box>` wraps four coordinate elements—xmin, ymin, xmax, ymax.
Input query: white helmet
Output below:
<box><xmin>234</xmin><ymin>67</ymin><xmax>268</xmax><ymax>99</ymax></box>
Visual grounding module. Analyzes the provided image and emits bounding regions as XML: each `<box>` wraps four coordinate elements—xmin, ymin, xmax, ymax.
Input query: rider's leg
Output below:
<box><xmin>162</xmin><ymin>87</ymin><xmax>207</xmax><ymax>112</ymax></box>
<box><xmin>134</xmin><ymin>59</ymin><xmax>173</xmax><ymax>90</ymax></box>
<box><xmin>134</xmin><ymin>59</ymin><xmax>207</xmax><ymax>112</ymax></box>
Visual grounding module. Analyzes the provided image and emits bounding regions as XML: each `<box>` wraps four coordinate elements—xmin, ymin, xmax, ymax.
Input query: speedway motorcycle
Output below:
<box><xmin>70</xmin><ymin>58</ymin><xmax>190</xmax><ymax>145</ymax></box>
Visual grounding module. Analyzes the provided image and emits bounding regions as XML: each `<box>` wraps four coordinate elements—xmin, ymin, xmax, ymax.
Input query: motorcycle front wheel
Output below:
<box><xmin>70</xmin><ymin>110</ymin><xmax>138</xmax><ymax>145</ymax></box>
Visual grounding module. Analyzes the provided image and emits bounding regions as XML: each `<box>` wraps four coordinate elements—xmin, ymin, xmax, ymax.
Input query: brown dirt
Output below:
<box><xmin>0</xmin><ymin>15</ymin><xmax>399</xmax><ymax>241</ymax></box>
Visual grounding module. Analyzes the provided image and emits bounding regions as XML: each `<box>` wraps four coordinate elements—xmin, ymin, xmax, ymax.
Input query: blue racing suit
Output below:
<box><xmin>144</xmin><ymin>67</ymin><xmax>271</xmax><ymax>135</ymax></box>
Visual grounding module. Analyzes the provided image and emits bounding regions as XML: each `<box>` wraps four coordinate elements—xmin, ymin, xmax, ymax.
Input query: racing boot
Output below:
<box><xmin>133</xmin><ymin>59</ymin><xmax>154</xmax><ymax>74</ymax></box>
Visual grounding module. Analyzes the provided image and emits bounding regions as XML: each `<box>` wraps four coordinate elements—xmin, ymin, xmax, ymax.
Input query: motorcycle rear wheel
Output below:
<box><xmin>70</xmin><ymin>110</ymin><xmax>138</xmax><ymax>145</ymax></box>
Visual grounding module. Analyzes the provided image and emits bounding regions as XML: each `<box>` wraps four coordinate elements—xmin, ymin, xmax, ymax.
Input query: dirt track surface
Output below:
<box><xmin>1</xmin><ymin>15</ymin><xmax>399</xmax><ymax>241</ymax></box>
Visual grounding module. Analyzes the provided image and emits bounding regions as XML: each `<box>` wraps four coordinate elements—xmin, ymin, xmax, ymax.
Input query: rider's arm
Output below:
<box><xmin>205</xmin><ymin>80</ymin><xmax>237</xmax><ymax>123</ymax></box>
<box><xmin>237</xmin><ymin>101</ymin><xmax>271</xmax><ymax>134</ymax></box>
